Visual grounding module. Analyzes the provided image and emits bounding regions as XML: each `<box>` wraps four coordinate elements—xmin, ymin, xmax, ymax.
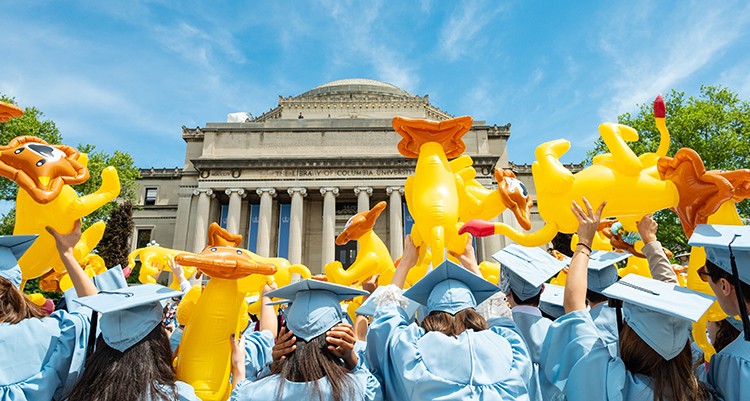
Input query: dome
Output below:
<box><xmin>297</xmin><ymin>78</ymin><xmax>413</xmax><ymax>98</ymax></box>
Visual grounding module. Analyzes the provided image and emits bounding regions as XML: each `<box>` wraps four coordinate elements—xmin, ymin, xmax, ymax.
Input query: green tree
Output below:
<box><xmin>586</xmin><ymin>86</ymin><xmax>750</xmax><ymax>253</ymax></box>
<box><xmin>74</xmin><ymin>144</ymin><xmax>141</xmax><ymax>227</ymax></box>
<box><xmin>97</xmin><ymin>201</ymin><xmax>134</xmax><ymax>270</ymax></box>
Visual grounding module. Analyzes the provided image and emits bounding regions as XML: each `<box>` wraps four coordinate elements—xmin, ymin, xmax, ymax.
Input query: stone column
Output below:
<box><xmin>386</xmin><ymin>186</ymin><xmax>404</xmax><ymax>258</ymax></box>
<box><xmin>354</xmin><ymin>186</ymin><xmax>373</xmax><ymax>213</ymax></box>
<box><xmin>192</xmin><ymin>189</ymin><xmax>213</xmax><ymax>253</ymax></box>
<box><xmin>255</xmin><ymin>188</ymin><xmax>276</xmax><ymax>257</ymax></box>
<box><xmin>287</xmin><ymin>187</ymin><xmax>307</xmax><ymax>266</ymax></box>
<box><xmin>320</xmin><ymin>187</ymin><xmax>340</xmax><ymax>265</ymax></box>
<box><xmin>225</xmin><ymin>188</ymin><xmax>245</xmax><ymax>235</ymax></box>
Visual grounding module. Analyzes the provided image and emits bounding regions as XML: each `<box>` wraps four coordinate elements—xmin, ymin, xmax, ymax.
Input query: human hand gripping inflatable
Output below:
<box><xmin>0</xmin><ymin>136</ymin><xmax>121</xmax><ymax>284</ymax></box>
<box><xmin>174</xmin><ymin>223</ymin><xmax>276</xmax><ymax>401</ymax></box>
<box><xmin>126</xmin><ymin>245</ymin><xmax>197</xmax><ymax>290</ymax></box>
<box><xmin>395</xmin><ymin>116</ymin><xmax>472</xmax><ymax>268</ymax></box>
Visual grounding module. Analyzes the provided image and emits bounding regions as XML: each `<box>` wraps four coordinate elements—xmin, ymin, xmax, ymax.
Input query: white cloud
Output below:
<box><xmin>596</xmin><ymin>1</ymin><xmax>750</xmax><ymax>120</ymax></box>
<box><xmin>438</xmin><ymin>1</ymin><xmax>507</xmax><ymax>62</ymax></box>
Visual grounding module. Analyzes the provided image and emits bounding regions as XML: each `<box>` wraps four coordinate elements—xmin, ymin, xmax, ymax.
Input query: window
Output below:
<box><xmin>136</xmin><ymin>229</ymin><xmax>152</xmax><ymax>249</ymax></box>
<box><xmin>144</xmin><ymin>187</ymin><xmax>157</xmax><ymax>205</ymax></box>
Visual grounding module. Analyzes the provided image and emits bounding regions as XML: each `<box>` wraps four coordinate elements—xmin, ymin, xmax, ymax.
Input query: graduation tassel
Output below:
<box><xmin>728</xmin><ymin>237</ymin><xmax>750</xmax><ymax>341</ymax></box>
<box><xmin>609</xmin><ymin>298</ymin><xmax>624</xmax><ymax>334</ymax></box>
<box><xmin>85</xmin><ymin>312</ymin><xmax>99</xmax><ymax>367</ymax></box>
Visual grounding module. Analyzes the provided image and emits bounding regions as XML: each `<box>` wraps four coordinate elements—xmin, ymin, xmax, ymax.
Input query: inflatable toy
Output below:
<box><xmin>0</xmin><ymin>101</ymin><xmax>24</xmax><ymax>122</ymax></box>
<box><xmin>461</xmin><ymin>95</ymin><xmax>747</xmax><ymax>246</ymax></box>
<box><xmin>237</xmin><ymin>255</ymin><xmax>311</xmax><ymax>317</ymax></box>
<box><xmin>0</xmin><ymin>136</ymin><xmax>120</xmax><ymax>283</ymax></box>
<box><xmin>324</xmin><ymin>201</ymin><xmax>395</xmax><ymax>286</ymax></box>
<box><xmin>126</xmin><ymin>245</ymin><xmax>197</xmax><ymax>290</ymax></box>
<box><xmin>451</xmin><ymin>155</ymin><xmax>533</xmax><ymax>228</ymax></box>
<box><xmin>174</xmin><ymin>223</ymin><xmax>276</xmax><ymax>401</ymax></box>
<box><xmin>395</xmin><ymin>116</ymin><xmax>473</xmax><ymax>268</ymax></box>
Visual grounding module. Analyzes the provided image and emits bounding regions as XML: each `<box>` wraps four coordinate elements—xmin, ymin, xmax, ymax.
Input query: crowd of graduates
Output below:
<box><xmin>1</xmin><ymin>198</ymin><xmax>749</xmax><ymax>401</ymax></box>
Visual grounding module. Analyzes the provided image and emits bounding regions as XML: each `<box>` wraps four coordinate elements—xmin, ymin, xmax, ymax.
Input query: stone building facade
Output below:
<box><xmin>132</xmin><ymin>79</ymin><xmax>549</xmax><ymax>272</ymax></box>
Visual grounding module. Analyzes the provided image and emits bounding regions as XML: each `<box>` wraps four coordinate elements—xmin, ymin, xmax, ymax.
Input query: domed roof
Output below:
<box><xmin>297</xmin><ymin>78</ymin><xmax>413</xmax><ymax>98</ymax></box>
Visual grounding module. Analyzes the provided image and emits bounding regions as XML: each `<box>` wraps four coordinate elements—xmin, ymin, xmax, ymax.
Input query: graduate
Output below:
<box><xmin>492</xmin><ymin>243</ymin><xmax>566</xmax><ymax>401</ymax></box>
<box><xmin>68</xmin><ymin>284</ymin><xmax>200</xmax><ymax>401</ymax></box>
<box><xmin>538</xmin><ymin>283</ymin><xmax>565</xmax><ymax>320</ymax></box>
<box><xmin>364</xmin><ymin>236</ymin><xmax>532</xmax><ymax>401</ymax></box>
<box><xmin>0</xmin><ymin>221</ymin><xmax>101</xmax><ymax>401</ymax></box>
<box><xmin>229</xmin><ymin>279</ymin><xmax>382</xmax><ymax>401</ymax></box>
<box><xmin>542</xmin><ymin>199</ymin><xmax>716</xmax><ymax>401</ymax></box>
<box><xmin>689</xmin><ymin>224</ymin><xmax>750</xmax><ymax>400</ymax></box>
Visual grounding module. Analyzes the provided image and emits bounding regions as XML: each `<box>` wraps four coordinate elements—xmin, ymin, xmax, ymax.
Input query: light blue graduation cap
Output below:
<box><xmin>65</xmin><ymin>265</ymin><xmax>129</xmax><ymax>313</ymax></box>
<box><xmin>539</xmin><ymin>283</ymin><xmax>565</xmax><ymax>319</ymax></box>
<box><xmin>602</xmin><ymin>274</ymin><xmax>714</xmax><ymax>360</ymax></box>
<box><xmin>265</xmin><ymin>279</ymin><xmax>368</xmax><ymax>342</ymax></box>
<box><xmin>492</xmin><ymin>244</ymin><xmax>565</xmax><ymax>301</ymax></box>
<box><xmin>586</xmin><ymin>251</ymin><xmax>631</xmax><ymax>293</ymax></box>
<box><xmin>689</xmin><ymin>224</ymin><xmax>750</xmax><ymax>340</ymax></box>
<box><xmin>402</xmin><ymin>260</ymin><xmax>500</xmax><ymax>315</ymax></box>
<box><xmin>0</xmin><ymin>235</ymin><xmax>37</xmax><ymax>288</ymax></box>
<box><xmin>356</xmin><ymin>286</ymin><xmax>420</xmax><ymax>318</ymax></box>
<box><xmin>74</xmin><ymin>284</ymin><xmax>182</xmax><ymax>352</ymax></box>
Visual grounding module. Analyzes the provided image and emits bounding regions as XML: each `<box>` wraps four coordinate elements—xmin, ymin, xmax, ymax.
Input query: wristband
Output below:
<box><xmin>576</xmin><ymin>242</ymin><xmax>592</xmax><ymax>253</ymax></box>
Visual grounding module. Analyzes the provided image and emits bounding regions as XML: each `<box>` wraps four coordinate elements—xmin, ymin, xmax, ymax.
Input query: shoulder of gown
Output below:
<box><xmin>708</xmin><ymin>335</ymin><xmax>750</xmax><ymax>401</ymax></box>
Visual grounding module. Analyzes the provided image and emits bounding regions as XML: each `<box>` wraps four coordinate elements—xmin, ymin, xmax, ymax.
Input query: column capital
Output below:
<box><xmin>386</xmin><ymin>186</ymin><xmax>404</xmax><ymax>195</ymax></box>
<box><xmin>288</xmin><ymin>187</ymin><xmax>308</xmax><ymax>197</ymax></box>
<box><xmin>353</xmin><ymin>186</ymin><xmax>373</xmax><ymax>196</ymax></box>
<box><xmin>193</xmin><ymin>188</ymin><xmax>214</xmax><ymax>197</ymax></box>
<box><xmin>256</xmin><ymin>187</ymin><xmax>277</xmax><ymax>197</ymax></box>
<box><xmin>320</xmin><ymin>187</ymin><xmax>340</xmax><ymax>197</ymax></box>
<box><xmin>225</xmin><ymin>188</ymin><xmax>246</xmax><ymax>197</ymax></box>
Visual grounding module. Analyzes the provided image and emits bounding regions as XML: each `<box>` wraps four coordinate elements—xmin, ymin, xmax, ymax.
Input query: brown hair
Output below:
<box><xmin>0</xmin><ymin>276</ymin><xmax>46</xmax><ymax>324</ymax></box>
<box><xmin>270</xmin><ymin>332</ymin><xmax>355</xmax><ymax>401</ymax></box>
<box><xmin>713</xmin><ymin>319</ymin><xmax>741</xmax><ymax>353</ymax></box>
<box><xmin>421</xmin><ymin>308</ymin><xmax>489</xmax><ymax>337</ymax></box>
<box><xmin>619</xmin><ymin>323</ymin><xmax>712</xmax><ymax>401</ymax></box>
<box><xmin>64</xmin><ymin>325</ymin><xmax>178</xmax><ymax>401</ymax></box>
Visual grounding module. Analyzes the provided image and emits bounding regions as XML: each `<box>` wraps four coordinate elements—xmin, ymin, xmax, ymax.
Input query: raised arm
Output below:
<box><xmin>391</xmin><ymin>236</ymin><xmax>419</xmax><ymax>289</ymax></box>
<box><xmin>46</xmin><ymin>220</ymin><xmax>97</xmax><ymax>297</ymax></box>
<box><xmin>565</xmin><ymin>198</ymin><xmax>606</xmax><ymax>313</ymax></box>
<box><xmin>637</xmin><ymin>214</ymin><xmax>678</xmax><ymax>284</ymax></box>
<box><xmin>259</xmin><ymin>282</ymin><xmax>278</xmax><ymax>334</ymax></box>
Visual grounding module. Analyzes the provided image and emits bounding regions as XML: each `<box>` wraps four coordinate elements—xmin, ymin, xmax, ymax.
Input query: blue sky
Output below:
<box><xmin>2</xmin><ymin>0</ymin><xmax>749</xmax><ymax>170</ymax></box>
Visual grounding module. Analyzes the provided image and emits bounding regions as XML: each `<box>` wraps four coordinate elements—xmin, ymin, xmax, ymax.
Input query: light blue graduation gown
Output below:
<box><xmin>707</xmin><ymin>333</ymin><xmax>750</xmax><ymax>401</ymax></box>
<box><xmin>541</xmin><ymin>310</ymin><xmax>660</xmax><ymax>401</ymax></box>
<box><xmin>589</xmin><ymin>303</ymin><xmax>619</xmax><ymax>357</ymax></box>
<box><xmin>153</xmin><ymin>381</ymin><xmax>200</xmax><ymax>401</ymax></box>
<box><xmin>170</xmin><ymin>326</ymin><xmax>183</xmax><ymax>354</ymax></box>
<box><xmin>242</xmin><ymin>330</ymin><xmax>274</xmax><ymax>380</ymax></box>
<box><xmin>229</xmin><ymin>364</ymin><xmax>382</xmax><ymax>401</ymax></box>
<box><xmin>508</xmin><ymin>310</ymin><xmax>565</xmax><ymax>401</ymax></box>
<box><xmin>365</xmin><ymin>303</ymin><xmax>532</xmax><ymax>401</ymax></box>
<box><xmin>0</xmin><ymin>310</ymin><xmax>89</xmax><ymax>401</ymax></box>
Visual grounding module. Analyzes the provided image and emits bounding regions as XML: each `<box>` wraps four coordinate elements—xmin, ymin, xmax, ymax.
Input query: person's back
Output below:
<box><xmin>366</xmin><ymin>258</ymin><xmax>532</xmax><ymax>401</ymax></box>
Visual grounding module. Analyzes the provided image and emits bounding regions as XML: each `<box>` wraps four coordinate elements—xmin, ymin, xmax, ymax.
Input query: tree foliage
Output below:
<box><xmin>98</xmin><ymin>201</ymin><xmax>134</xmax><ymax>270</ymax></box>
<box><xmin>586</xmin><ymin>86</ymin><xmax>750</xmax><ymax>253</ymax></box>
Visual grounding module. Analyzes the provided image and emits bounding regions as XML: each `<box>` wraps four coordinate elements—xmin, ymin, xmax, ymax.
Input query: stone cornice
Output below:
<box><xmin>139</xmin><ymin>167</ymin><xmax>183</xmax><ymax>178</ymax></box>
<box><xmin>509</xmin><ymin>161</ymin><xmax>584</xmax><ymax>174</ymax></box>
<box><xmin>190</xmin><ymin>156</ymin><xmax>499</xmax><ymax>170</ymax></box>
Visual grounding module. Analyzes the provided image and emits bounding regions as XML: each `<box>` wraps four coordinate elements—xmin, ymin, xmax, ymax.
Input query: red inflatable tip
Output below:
<box><xmin>122</xmin><ymin>266</ymin><xmax>132</xmax><ymax>278</ymax></box>
<box><xmin>654</xmin><ymin>94</ymin><xmax>666</xmax><ymax>118</ymax></box>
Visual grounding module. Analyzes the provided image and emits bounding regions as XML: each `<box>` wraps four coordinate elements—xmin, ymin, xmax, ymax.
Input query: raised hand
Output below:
<box><xmin>272</xmin><ymin>326</ymin><xmax>297</xmax><ymax>361</ymax></box>
<box><xmin>326</xmin><ymin>322</ymin><xmax>358</xmax><ymax>369</ymax></box>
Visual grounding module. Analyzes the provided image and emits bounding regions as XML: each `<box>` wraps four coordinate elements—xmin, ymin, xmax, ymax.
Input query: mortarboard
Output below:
<box><xmin>539</xmin><ymin>283</ymin><xmax>566</xmax><ymax>319</ymax></box>
<box><xmin>65</xmin><ymin>265</ymin><xmax>129</xmax><ymax>313</ymax></box>
<box><xmin>402</xmin><ymin>260</ymin><xmax>500</xmax><ymax>315</ymax></box>
<box><xmin>689</xmin><ymin>224</ymin><xmax>750</xmax><ymax>340</ymax></box>
<box><xmin>0</xmin><ymin>235</ymin><xmax>38</xmax><ymax>288</ymax></box>
<box><xmin>602</xmin><ymin>274</ymin><xmax>714</xmax><ymax>360</ymax></box>
<box><xmin>74</xmin><ymin>284</ymin><xmax>183</xmax><ymax>352</ymax></box>
<box><xmin>265</xmin><ymin>280</ymin><xmax>367</xmax><ymax>342</ymax></box>
<box><xmin>492</xmin><ymin>244</ymin><xmax>565</xmax><ymax>301</ymax></box>
<box><xmin>356</xmin><ymin>286</ymin><xmax>420</xmax><ymax>318</ymax></box>
<box><xmin>585</xmin><ymin>251</ymin><xmax>631</xmax><ymax>293</ymax></box>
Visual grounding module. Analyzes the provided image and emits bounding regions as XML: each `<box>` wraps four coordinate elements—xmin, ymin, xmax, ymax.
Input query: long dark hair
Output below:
<box><xmin>619</xmin><ymin>323</ymin><xmax>713</xmax><ymax>401</ymax></box>
<box><xmin>0</xmin><ymin>276</ymin><xmax>46</xmax><ymax>324</ymax></box>
<box><xmin>270</xmin><ymin>332</ymin><xmax>356</xmax><ymax>401</ymax></box>
<box><xmin>64</xmin><ymin>325</ymin><xmax>178</xmax><ymax>401</ymax></box>
<box><xmin>421</xmin><ymin>308</ymin><xmax>489</xmax><ymax>337</ymax></box>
